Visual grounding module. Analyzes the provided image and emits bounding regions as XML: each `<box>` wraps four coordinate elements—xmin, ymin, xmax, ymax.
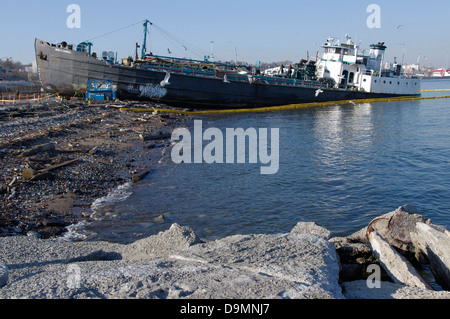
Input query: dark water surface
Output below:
<box><xmin>83</xmin><ymin>79</ymin><xmax>450</xmax><ymax>244</ymax></box>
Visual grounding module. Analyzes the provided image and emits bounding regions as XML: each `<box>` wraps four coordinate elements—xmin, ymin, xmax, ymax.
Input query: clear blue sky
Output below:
<box><xmin>1</xmin><ymin>0</ymin><xmax>449</xmax><ymax>68</ymax></box>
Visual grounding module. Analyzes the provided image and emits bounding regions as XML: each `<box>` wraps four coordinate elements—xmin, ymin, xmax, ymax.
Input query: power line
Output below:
<box><xmin>85</xmin><ymin>21</ymin><xmax>144</xmax><ymax>42</ymax></box>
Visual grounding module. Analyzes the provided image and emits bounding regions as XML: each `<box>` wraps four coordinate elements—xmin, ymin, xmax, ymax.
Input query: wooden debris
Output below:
<box><xmin>139</xmin><ymin>133</ymin><xmax>171</xmax><ymax>142</ymax></box>
<box><xmin>39</xmin><ymin>159</ymin><xmax>79</xmax><ymax>173</ymax></box>
<box><xmin>20</xmin><ymin>143</ymin><xmax>56</xmax><ymax>157</ymax></box>
<box><xmin>21</xmin><ymin>159</ymin><xmax>80</xmax><ymax>182</ymax></box>
<box><xmin>132</xmin><ymin>169</ymin><xmax>151</xmax><ymax>183</ymax></box>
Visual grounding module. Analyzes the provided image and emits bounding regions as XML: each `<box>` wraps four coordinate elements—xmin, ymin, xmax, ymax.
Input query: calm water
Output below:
<box><xmin>82</xmin><ymin>79</ymin><xmax>450</xmax><ymax>244</ymax></box>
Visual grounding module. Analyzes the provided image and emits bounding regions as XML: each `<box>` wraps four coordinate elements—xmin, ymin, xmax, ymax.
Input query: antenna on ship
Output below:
<box><xmin>142</xmin><ymin>19</ymin><xmax>153</xmax><ymax>59</ymax></box>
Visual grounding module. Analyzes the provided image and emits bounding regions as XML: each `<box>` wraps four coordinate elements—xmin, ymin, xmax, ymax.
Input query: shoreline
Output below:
<box><xmin>0</xmin><ymin>98</ymin><xmax>191</xmax><ymax>239</ymax></box>
<box><xmin>0</xmin><ymin>210</ymin><xmax>449</xmax><ymax>299</ymax></box>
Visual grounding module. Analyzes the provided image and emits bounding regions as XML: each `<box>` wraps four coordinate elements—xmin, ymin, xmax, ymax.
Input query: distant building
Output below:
<box><xmin>431</xmin><ymin>68</ymin><xmax>450</xmax><ymax>77</ymax></box>
<box><xmin>0</xmin><ymin>67</ymin><xmax>5</xmax><ymax>80</ymax></box>
<box><xmin>25</xmin><ymin>61</ymin><xmax>37</xmax><ymax>74</ymax></box>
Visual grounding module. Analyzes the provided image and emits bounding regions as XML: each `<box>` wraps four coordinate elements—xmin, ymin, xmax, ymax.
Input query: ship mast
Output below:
<box><xmin>141</xmin><ymin>19</ymin><xmax>152</xmax><ymax>59</ymax></box>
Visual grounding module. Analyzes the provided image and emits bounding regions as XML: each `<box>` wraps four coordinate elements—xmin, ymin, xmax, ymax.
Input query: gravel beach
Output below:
<box><xmin>0</xmin><ymin>99</ymin><xmax>190</xmax><ymax>239</ymax></box>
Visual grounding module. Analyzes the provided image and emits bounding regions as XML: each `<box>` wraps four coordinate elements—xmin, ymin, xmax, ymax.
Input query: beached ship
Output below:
<box><xmin>35</xmin><ymin>21</ymin><xmax>420</xmax><ymax>109</ymax></box>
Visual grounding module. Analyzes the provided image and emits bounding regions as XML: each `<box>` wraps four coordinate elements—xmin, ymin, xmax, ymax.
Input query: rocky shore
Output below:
<box><xmin>0</xmin><ymin>99</ymin><xmax>190</xmax><ymax>239</ymax></box>
<box><xmin>0</xmin><ymin>207</ymin><xmax>449</xmax><ymax>299</ymax></box>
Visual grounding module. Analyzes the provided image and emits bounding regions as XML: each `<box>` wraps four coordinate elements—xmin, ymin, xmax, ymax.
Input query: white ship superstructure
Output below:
<box><xmin>316</xmin><ymin>35</ymin><xmax>420</xmax><ymax>95</ymax></box>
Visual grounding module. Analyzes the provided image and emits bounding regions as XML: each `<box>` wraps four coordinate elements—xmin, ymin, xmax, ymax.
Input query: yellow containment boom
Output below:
<box><xmin>120</xmin><ymin>94</ymin><xmax>450</xmax><ymax>115</ymax></box>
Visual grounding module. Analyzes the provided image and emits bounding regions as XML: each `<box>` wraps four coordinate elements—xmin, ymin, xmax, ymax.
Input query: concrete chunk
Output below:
<box><xmin>172</xmin><ymin>232</ymin><xmax>344</xmax><ymax>299</ymax></box>
<box><xmin>369</xmin><ymin>231</ymin><xmax>431</xmax><ymax>290</ymax></box>
<box><xmin>414</xmin><ymin>222</ymin><xmax>450</xmax><ymax>290</ymax></box>
<box><xmin>290</xmin><ymin>221</ymin><xmax>331</xmax><ymax>239</ymax></box>
<box><xmin>123</xmin><ymin>224</ymin><xmax>202</xmax><ymax>260</ymax></box>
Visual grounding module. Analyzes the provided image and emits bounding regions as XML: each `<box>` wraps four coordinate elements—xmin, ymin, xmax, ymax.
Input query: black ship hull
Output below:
<box><xmin>35</xmin><ymin>39</ymin><xmax>418</xmax><ymax>109</ymax></box>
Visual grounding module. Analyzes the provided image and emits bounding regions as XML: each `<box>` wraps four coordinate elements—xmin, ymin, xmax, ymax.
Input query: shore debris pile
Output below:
<box><xmin>0</xmin><ymin>99</ymin><xmax>190</xmax><ymax>239</ymax></box>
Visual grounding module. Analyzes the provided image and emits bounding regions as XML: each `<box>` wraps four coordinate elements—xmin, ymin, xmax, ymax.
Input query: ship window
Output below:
<box><xmin>349</xmin><ymin>72</ymin><xmax>355</xmax><ymax>83</ymax></box>
<box><xmin>398</xmin><ymin>82</ymin><xmax>400</xmax><ymax>85</ymax></box>
<box><xmin>363</xmin><ymin>79</ymin><xmax>367</xmax><ymax>82</ymax></box>
<box><xmin>374</xmin><ymin>80</ymin><xmax>377</xmax><ymax>83</ymax></box>
<box><xmin>390</xmin><ymin>81</ymin><xmax>392</xmax><ymax>84</ymax></box>
<box><xmin>383</xmin><ymin>80</ymin><xmax>386</xmax><ymax>84</ymax></box>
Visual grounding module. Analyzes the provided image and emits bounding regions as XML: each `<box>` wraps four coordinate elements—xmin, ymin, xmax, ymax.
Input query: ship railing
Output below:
<box><xmin>145</xmin><ymin>64</ymin><xmax>332</xmax><ymax>90</ymax></box>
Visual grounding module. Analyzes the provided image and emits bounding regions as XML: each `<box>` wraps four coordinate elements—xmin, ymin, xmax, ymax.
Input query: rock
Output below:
<box><xmin>0</xmin><ymin>263</ymin><xmax>8</xmax><ymax>288</ymax></box>
<box><xmin>290</xmin><ymin>221</ymin><xmax>331</xmax><ymax>239</ymax></box>
<box><xmin>346</xmin><ymin>204</ymin><xmax>429</xmax><ymax>246</ymax></box>
<box><xmin>42</xmin><ymin>218</ymin><xmax>66</xmax><ymax>227</ymax></box>
<box><xmin>369</xmin><ymin>231</ymin><xmax>431</xmax><ymax>290</ymax></box>
<box><xmin>413</xmin><ymin>222</ymin><xmax>450</xmax><ymax>290</ymax></box>
<box><xmin>367</xmin><ymin>205</ymin><xmax>428</xmax><ymax>255</ymax></box>
<box><xmin>0</xmin><ymin>216</ymin><xmax>447</xmax><ymax>300</ymax></box>
<box><xmin>123</xmin><ymin>224</ymin><xmax>202</xmax><ymax>260</ymax></box>
<box><xmin>171</xmin><ymin>232</ymin><xmax>344</xmax><ymax>299</ymax></box>
<box><xmin>151</xmin><ymin>214</ymin><xmax>165</xmax><ymax>223</ymax></box>
<box><xmin>331</xmin><ymin>238</ymin><xmax>374</xmax><ymax>264</ymax></box>
<box><xmin>27</xmin><ymin>231</ymin><xmax>41</xmax><ymax>238</ymax></box>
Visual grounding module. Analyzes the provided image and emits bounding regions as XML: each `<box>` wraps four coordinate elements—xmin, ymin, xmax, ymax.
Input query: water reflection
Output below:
<box><xmin>84</xmin><ymin>94</ymin><xmax>450</xmax><ymax>244</ymax></box>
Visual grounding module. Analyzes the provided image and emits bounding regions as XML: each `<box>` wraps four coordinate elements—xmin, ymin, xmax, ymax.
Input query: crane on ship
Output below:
<box><xmin>141</xmin><ymin>19</ymin><xmax>152</xmax><ymax>59</ymax></box>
